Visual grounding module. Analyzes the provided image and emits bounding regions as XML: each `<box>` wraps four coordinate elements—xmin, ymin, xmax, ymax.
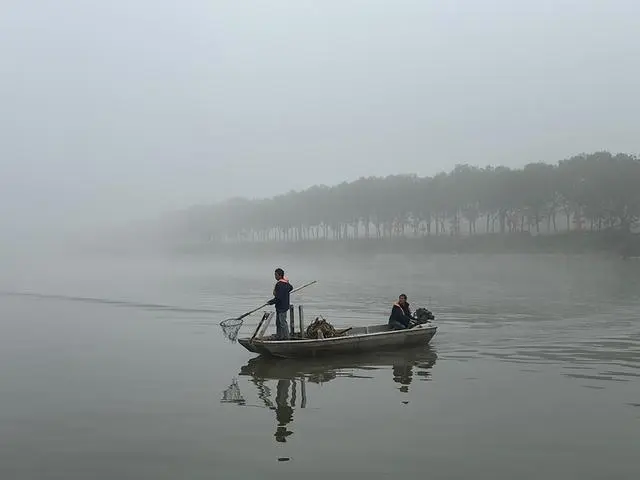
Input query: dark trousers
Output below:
<box><xmin>389</xmin><ymin>319</ymin><xmax>407</xmax><ymax>330</ymax></box>
<box><xmin>275</xmin><ymin>311</ymin><xmax>290</xmax><ymax>339</ymax></box>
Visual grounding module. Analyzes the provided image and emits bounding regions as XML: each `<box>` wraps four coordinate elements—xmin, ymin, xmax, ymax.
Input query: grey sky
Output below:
<box><xmin>1</xmin><ymin>0</ymin><xmax>638</xmax><ymax>238</ymax></box>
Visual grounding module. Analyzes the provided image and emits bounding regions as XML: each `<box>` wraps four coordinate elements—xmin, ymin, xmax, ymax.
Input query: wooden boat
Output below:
<box><xmin>237</xmin><ymin>315</ymin><xmax>437</xmax><ymax>359</ymax></box>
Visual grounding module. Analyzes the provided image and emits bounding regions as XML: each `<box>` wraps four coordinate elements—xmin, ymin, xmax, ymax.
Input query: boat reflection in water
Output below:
<box><xmin>221</xmin><ymin>346</ymin><xmax>438</xmax><ymax>443</ymax></box>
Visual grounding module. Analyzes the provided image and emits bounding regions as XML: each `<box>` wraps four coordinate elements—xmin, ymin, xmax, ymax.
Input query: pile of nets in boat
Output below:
<box><xmin>305</xmin><ymin>316</ymin><xmax>349</xmax><ymax>339</ymax></box>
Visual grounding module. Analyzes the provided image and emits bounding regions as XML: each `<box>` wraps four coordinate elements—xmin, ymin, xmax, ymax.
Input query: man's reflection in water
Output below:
<box><xmin>392</xmin><ymin>362</ymin><xmax>414</xmax><ymax>393</ymax></box>
<box><xmin>391</xmin><ymin>349</ymin><xmax>437</xmax><ymax>397</ymax></box>
<box><xmin>273</xmin><ymin>379</ymin><xmax>294</xmax><ymax>442</ymax></box>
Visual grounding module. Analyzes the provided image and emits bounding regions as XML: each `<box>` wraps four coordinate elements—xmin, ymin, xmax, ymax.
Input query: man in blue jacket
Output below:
<box><xmin>268</xmin><ymin>268</ymin><xmax>294</xmax><ymax>340</ymax></box>
<box><xmin>388</xmin><ymin>293</ymin><xmax>415</xmax><ymax>330</ymax></box>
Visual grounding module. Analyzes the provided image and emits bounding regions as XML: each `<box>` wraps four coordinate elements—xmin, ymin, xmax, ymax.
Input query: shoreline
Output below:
<box><xmin>169</xmin><ymin>231</ymin><xmax>640</xmax><ymax>257</ymax></box>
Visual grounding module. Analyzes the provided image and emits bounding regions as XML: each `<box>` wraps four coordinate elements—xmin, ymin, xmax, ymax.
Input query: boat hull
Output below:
<box><xmin>237</xmin><ymin>323</ymin><xmax>437</xmax><ymax>359</ymax></box>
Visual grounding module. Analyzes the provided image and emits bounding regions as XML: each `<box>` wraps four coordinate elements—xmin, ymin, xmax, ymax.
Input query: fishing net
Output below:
<box><xmin>220</xmin><ymin>378</ymin><xmax>246</xmax><ymax>405</ymax></box>
<box><xmin>305</xmin><ymin>316</ymin><xmax>351</xmax><ymax>338</ymax></box>
<box><xmin>219</xmin><ymin>318</ymin><xmax>243</xmax><ymax>343</ymax></box>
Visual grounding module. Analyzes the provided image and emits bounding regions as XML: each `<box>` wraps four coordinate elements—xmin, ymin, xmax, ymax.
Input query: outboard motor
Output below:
<box><xmin>414</xmin><ymin>307</ymin><xmax>435</xmax><ymax>324</ymax></box>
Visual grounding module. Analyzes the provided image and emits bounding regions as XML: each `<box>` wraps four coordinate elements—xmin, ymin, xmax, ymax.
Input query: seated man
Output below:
<box><xmin>388</xmin><ymin>293</ymin><xmax>414</xmax><ymax>330</ymax></box>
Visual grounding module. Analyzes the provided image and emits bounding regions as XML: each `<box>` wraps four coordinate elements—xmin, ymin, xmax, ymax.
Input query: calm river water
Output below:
<box><xmin>1</xmin><ymin>250</ymin><xmax>639</xmax><ymax>479</ymax></box>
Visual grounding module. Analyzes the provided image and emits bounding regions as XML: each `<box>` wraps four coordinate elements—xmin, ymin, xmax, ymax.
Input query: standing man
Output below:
<box><xmin>268</xmin><ymin>268</ymin><xmax>293</xmax><ymax>340</ymax></box>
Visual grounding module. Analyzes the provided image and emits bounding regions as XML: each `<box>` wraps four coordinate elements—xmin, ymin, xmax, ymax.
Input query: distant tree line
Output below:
<box><xmin>173</xmin><ymin>152</ymin><xmax>640</xmax><ymax>243</ymax></box>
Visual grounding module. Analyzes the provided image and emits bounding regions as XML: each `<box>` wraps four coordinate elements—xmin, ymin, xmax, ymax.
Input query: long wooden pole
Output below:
<box><xmin>250</xmin><ymin>312</ymin><xmax>269</xmax><ymax>341</ymax></box>
<box><xmin>289</xmin><ymin>306</ymin><xmax>295</xmax><ymax>335</ymax></box>
<box><xmin>298</xmin><ymin>305</ymin><xmax>304</xmax><ymax>338</ymax></box>
<box><xmin>234</xmin><ymin>280</ymin><xmax>317</xmax><ymax>324</ymax></box>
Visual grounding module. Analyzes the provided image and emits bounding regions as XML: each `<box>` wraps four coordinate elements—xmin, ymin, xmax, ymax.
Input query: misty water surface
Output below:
<box><xmin>1</xmin><ymin>251</ymin><xmax>639</xmax><ymax>479</ymax></box>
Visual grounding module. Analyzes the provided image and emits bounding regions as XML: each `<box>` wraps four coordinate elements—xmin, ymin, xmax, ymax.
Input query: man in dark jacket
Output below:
<box><xmin>388</xmin><ymin>294</ymin><xmax>414</xmax><ymax>330</ymax></box>
<box><xmin>268</xmin><ymin>268</ymin><xmax>293</xmax><ymax>340</ymax></box>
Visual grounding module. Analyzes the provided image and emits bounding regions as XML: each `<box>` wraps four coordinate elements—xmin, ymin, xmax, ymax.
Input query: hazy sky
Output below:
<box><xmin>1</xmin><ymin>0</ymin><xmax>638</xmax><ymax>236</ymax></box>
